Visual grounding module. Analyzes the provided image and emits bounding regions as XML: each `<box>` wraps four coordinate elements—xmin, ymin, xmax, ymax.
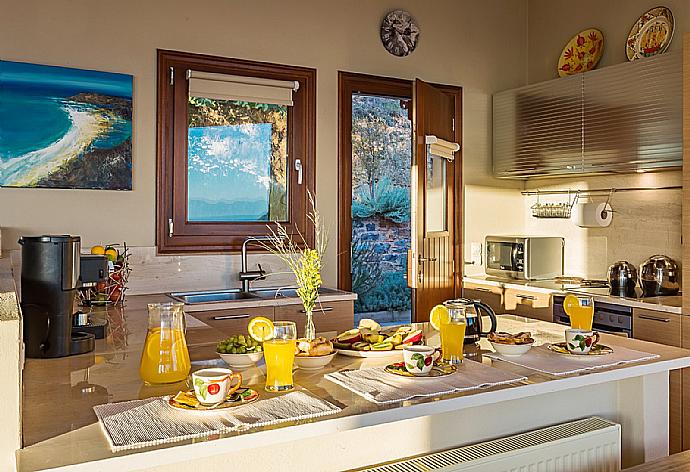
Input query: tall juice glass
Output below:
<box><xmin>440</xmin><ymin>308</ymin><xmax>466</xmax><ymax>365</ymax></box>
<box><xmin>139</xmin><ymin>302</ymin><xmax>190</xmax><ymax>384</ymax></box>
<box><xmin>264</xmin><ymin>321</ymin><xmax>297</xmax><ymax>392</ymax></box>
<box><xmin>564</xmin><ymin>294</ymin><xmax>594</xmax><ymax>330</ymax></box>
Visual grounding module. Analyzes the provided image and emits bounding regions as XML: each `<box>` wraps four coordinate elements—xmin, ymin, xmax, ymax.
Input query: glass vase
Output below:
<box><xmin>304</xmin><ymin>308</ymin><xmax>316</xmax><ymax>341</ymax></box>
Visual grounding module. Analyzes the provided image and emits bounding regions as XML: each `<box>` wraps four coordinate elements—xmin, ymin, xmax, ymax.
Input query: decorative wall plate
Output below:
<box><xmin>558</xmin><ymin>28</ymin><xmax>604</xmax><ymax>77</ymax></box>
<box><xmin>380</xmin><ymin>10</ymin><xmax>419</xmax><ymax>57</ymax></box>
<box><xmin>626</xmin><ymin>6</ymin><xmax>674</xmax><ymax>61</ymax></box>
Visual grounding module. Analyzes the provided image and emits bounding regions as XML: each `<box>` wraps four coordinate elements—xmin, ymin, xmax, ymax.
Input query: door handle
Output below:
<box><xmin>212</xmin><ymin>314</ymin><xmax>250</xmax><ymax>321</ymax></box>
<box><xmin>294</xmin><ymin>159</ymin><xmax>303</xmax><ymax>185</ymax></box>
<box><xmin>637</xmin><ymin>314</ymin><xmax>671</xmax><ymax>323</ymax></box>
<box><xmin>418</xmin><ymin>255</ymin><xmax>437</xmax><ymax>263</ymax></box>
<box><xmin>473</xmin><ymin>287</ymin><xmax>493</xmax><ymax>293</ymax></box>
<box><xmin>300</xmin><ymin>307</ymin><xmax>333</xmax><ymax>313</ymax></box>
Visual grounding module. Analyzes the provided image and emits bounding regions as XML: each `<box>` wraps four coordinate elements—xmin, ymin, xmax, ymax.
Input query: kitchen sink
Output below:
<box><xmin>169</xmin><ymin>289</ymin><xmax>259</xmax><ymax>304</ymax></box>
<box><xmin>168</xmin><ymin>286</ymin><xmax>341</xmax><ymax>304</ymax></box>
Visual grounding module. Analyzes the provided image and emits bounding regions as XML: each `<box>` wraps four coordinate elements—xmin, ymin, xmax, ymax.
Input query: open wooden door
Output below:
<box><xmin>409</xmin><ymin>79</ymin><xmax>461</xmax><ymax>322</ymax></box>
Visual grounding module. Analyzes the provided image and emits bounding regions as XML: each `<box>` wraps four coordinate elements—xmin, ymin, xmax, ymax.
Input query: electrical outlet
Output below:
<box><xmin>470</xmin><ymin>242</ymin><xmax>482</xmax><ymax>265</ymax></box>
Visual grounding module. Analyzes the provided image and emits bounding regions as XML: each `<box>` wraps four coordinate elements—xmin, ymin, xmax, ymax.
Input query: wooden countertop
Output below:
<box><xmin>627</xmin><ymin>450</ymin><xmax>690</xmax><ymax>471</ymax></box>
<box><xmin>17</xmin><ymin>300</ymin><xmax>690</xmax><ymax>471</ymax></box>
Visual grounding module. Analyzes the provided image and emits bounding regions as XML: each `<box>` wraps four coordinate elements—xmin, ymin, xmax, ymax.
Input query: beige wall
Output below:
<box><xmin>527</xmin><ymin>0</ymin><xmax>690</xmax><ymax>83</ymax></box>
<box><xmin>0</xmin><ymin>0</ymin><xmax>528</xmax><ymax>286</ymax></box>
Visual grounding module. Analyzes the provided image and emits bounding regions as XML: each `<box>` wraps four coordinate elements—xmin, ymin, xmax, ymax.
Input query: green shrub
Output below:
<box><xmin>355</xmin><ymin>272</ymin><xmax>411</xmax><ymax>313</ymax></box>
<box><xmin>352</xmin><ymin>178</ymin><xmax>410</xmax><ymax>224</ymax></box>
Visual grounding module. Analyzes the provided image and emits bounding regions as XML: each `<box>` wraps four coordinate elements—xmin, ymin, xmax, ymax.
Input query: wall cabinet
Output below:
<box><xmin>494</xmin><ymin>52</ymin><xmax>682</xmax><ymax>178</ymax></box>
<box><xmin>633</xmin><ymin>308</ymin><xmax>682</xmax><ymax>454</ymax></box>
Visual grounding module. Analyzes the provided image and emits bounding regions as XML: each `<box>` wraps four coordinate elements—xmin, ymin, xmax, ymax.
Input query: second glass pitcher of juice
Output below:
<box><xmin>139</xmin><ymin>302</ymin><xmax>191</xmax><ymax>384</ymax></box>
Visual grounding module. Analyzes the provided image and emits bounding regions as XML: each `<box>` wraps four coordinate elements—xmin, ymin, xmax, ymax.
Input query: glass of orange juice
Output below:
<box><xmin>139</xmin><ymin>302</ymin><xmax>191</xmax><ymax>384</ymax></box>
<box><xmin>264</xmin><ymin>321</ymin><xmax>297</xmax><ymax>392</ymax></box>
<box><xmin>564</xmin><ymin>294</ymin><xmax>594</xmax><ymax>330</ymax></box>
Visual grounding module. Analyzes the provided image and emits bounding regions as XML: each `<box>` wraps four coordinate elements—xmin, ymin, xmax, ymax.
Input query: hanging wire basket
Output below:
<box><xmin>531</xmin><ymin>191</ymin><xmax>579</xmax><ymax>219</ymax></box>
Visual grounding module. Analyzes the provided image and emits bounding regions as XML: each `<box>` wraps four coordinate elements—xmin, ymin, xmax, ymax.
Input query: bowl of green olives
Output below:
<box><xmin>216</xmin><ymin>334</ymin><xmax>263</xmax><ymax>369</ymax></box>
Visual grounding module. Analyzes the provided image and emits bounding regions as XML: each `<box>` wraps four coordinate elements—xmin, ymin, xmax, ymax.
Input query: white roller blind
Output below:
<box><xmin>425</xmin><ymin>135</ymin><xmax>459</xmax><ymax>161</ymax></box>
<box><xmin>187</xmin><ymin>70</ymin><xmax>299</xmax><ymax>106</ymax></box>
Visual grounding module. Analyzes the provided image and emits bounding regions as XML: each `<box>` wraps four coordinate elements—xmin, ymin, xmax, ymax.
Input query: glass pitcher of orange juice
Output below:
<box><xmin>139</xmin><ymin>302</ymin><xmax>191</xmax><ymax>384</ymax></box>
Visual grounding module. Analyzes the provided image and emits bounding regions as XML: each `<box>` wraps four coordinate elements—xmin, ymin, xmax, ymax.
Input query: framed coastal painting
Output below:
<box><xmin>0</xmin><ymin>60</ymin><xmax>132</xmax><ymax>190</ymax></box>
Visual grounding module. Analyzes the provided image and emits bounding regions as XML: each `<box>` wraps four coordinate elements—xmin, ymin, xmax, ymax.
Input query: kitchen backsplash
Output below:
<box><xmin>464</xmin><ymin>170</ymin><xmax>682</xmax><ymax>281</ymax></box>
<box><xmin>10</xmin><ymin>246</ymin><xmax>295</xmax><ymax>296</ymax></box>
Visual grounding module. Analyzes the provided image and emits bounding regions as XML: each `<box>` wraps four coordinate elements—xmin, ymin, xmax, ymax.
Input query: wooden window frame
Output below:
<box><xmin>157</xmin><ymin>49</ymin><xmax>316</xmax><ymax>253</ymax></box>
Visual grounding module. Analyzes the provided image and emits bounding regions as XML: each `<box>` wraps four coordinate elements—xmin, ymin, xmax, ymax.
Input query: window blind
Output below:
<box><xmin>187</xmin><ymin>70</ymin><xmax>299</xmax><ymax>106</ymax></box>
<box><xmin>425</xmin><ymin>135</ymin><xmax>459</xmax><ymax>161</ymax></box>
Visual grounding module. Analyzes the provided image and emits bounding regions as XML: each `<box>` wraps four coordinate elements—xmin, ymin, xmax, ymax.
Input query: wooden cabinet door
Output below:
<box><xmin>275</xmin><ymin>301</ymin><xmax>354</xmax><ymax>338</ymax></box>
<box><xmin>682</xmin><ymin>316</ymin><xmax>690</xmax><ymax>451</ymax></box>
<box><xmin>634</xmin><ymin>308</ymin><xmax>682</xmax><ymax>453</ymax></box>
<box><xmin>462</xmin><ymin>282</ymin><xmax>503</xmax><ymax>315</ymax></box>
<box><xmin>190</xmin><ymin>306</ymin><xmax>274</xmax><ymax>336</ymax></box>
<box><xmin>503</xmin><ymin>288</ymin><xmax>552</xmax><ymax>322</ymax></box>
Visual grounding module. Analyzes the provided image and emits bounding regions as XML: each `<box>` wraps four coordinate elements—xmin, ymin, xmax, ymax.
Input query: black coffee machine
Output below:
<box><xmin>20</xmin><ymin>235</ymin><xmax>97</xmax><ymax>358</ymax></box>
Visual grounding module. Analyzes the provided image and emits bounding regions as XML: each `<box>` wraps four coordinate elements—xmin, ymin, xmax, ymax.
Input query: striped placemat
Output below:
<box><xmin>93</xmin><ymin>390</ymin><xmax>341</xmax><ymax>451</ymax></box>
<box><xmin>325</xmin><ymin>359</ymin><xmax>526</xmax><ymax>404</ymax></box>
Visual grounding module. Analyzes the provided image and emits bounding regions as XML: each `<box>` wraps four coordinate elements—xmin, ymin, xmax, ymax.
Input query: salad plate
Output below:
<box><xmin>547</xmin><ymin>342</ymin><xmax>613</xmax><ymax>356</ymax></box>
<box><xmin>384</xmin><ymin>361</ymin><xmax>457</xmax><ymax>379</ymax></box>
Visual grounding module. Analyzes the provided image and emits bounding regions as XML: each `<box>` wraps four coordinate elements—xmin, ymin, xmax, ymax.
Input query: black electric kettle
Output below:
<box><xmin>443</xmin><ymin>298</ymin><xmax>497</xmax><ymax>344</ymax></box>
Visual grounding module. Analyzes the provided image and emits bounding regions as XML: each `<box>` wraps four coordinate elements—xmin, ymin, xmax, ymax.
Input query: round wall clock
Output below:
<box><xmin>380</xmin><ymin>10</ymin><xmax>419</xmax><ymax>57</ymax></box>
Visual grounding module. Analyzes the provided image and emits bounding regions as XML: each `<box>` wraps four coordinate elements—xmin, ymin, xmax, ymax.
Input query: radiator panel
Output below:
<box><xmin>358</xmin><ymin>417</ymin><xmax>620</xmax><ymax>472</ymax></box>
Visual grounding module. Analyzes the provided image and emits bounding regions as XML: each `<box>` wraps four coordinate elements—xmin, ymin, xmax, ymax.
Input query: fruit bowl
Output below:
<box><xmin>294</xmin><ymin>351</ymin><xmax>337</xmax><ymax>371</ymax></box>
<box><xmin>217</xmin><ymin>351</ymin><xmax>263</xmax><ymax>369</ymax></box>
<box><xmin>489</xmin><ymin>341</ymin><xmax>533</xmax><ymax>357</ymax></box>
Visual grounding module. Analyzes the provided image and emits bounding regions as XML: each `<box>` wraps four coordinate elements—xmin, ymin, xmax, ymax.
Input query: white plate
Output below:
<box><xmin>336</xmin><ymin>348</ymin><xmax>404</xmax><ymax>359</ymax></box>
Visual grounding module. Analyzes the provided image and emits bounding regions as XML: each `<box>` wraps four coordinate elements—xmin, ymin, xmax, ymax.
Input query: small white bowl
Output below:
<box><xmin>489</xmin><ymin>341</ymin><xmax>533</xmax><ymax>357</ymax></box>
<box><xmin>294</xmin><ymin>352</ymin><xmax>337</xmax><ymax>371</ymax></box>
<box><xmin>217</xmin><ymin>351</ymin><xmax>263</xmax><ymax>369</ymax></box>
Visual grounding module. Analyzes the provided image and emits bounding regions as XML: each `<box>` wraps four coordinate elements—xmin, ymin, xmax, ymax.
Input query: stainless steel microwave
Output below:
<box><xmin>485</xmin><ymin>236</ymin><xmax>564</xmax><ymax>280</ymax></box>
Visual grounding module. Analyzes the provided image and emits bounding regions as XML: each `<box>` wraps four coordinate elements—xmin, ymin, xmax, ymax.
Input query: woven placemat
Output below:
<box><xmin>94</xmin><ymin>390</ymin><xmax>341</xmax><ymax>451</ymax></box>
<box><xmin>325</xmin><ymin>359</ymin><xmax>526</xmax><ymax>404</ymax></box>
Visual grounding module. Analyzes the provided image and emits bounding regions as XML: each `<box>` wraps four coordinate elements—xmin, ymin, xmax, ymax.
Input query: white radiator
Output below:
<box><xmin>357</xmin><ymin>417</ymin><xmax>621</xmax><ymax>472</ymax></box>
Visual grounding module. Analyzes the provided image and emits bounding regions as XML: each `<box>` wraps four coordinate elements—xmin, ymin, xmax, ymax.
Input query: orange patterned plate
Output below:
<box><xmin>557</xmin><ymin>28</ymin><xmax>604</xmax><ymax>77</ymax></box>
<box><xmin>626</xmin><ymin>6</ymin><xmax>674</xmax><ymax>61</ymax></box>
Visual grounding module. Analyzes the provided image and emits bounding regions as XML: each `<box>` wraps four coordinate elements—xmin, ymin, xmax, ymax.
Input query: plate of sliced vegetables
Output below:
<box><xmin>333</xmin><ymin>319</ymin><xmax>424</xmax><ymax>358</ymax></box>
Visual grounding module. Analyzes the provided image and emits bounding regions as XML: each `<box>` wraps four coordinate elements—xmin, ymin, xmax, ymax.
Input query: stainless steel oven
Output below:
<box><xmin>485</xmin><ymin>236</ymin><xmax>564</xmax><ymax>280</ymax></box>
<box><xmin>552</xmin><ymin>295</ymin><xmax>632</xmax><ymax>337</ymax></box>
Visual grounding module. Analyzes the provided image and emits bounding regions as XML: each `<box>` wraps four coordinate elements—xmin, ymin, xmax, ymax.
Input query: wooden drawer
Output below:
<box><xmin>190</xmin><ymin>306</ymin><xmax>274</xmax><ymax>336</ymax></box>
<box><xmin>462</xmin><ymin>282</ymin><xmax>503</xmax><ymax>315</ymax></box>
<box><xmin>634</xmin><ymin>308</ymin><xmax>682</xmax><ymax>454</ymax></box>
<box><xmin>274</xmin><ymin>300</ymin><xmax>354</xmax><ymax>338</ymax></box>
<box><xmin>503</xmin><ymin>288</ymin><xmax>552</xmax><ymax>322</ymax></box>
<box><xmin>633</xmin><ymin>308</ymin><xmax>681</xmax><ymax>347</ymax></box>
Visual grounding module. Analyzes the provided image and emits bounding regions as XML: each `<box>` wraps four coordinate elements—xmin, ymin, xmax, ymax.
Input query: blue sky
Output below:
<box><xmin>0</xmin><ymin>60</ymin><xmax>132</xmax><ymax>98</ymax></box>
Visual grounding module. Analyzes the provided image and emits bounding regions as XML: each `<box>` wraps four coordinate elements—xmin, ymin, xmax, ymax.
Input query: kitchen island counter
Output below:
<box><xmin>17</xmin><ymin>295</ymin><xmax>690</xmax><ymax>471</ymax></box>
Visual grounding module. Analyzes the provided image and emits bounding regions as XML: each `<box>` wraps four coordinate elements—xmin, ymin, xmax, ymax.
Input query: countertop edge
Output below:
<box><xmin>21</xmin><ymin>352</ymin><xmax>690</xmax><ymax>472</ymax></box>
<box><xmin>464</xmin><ymin>276</ymin><xmax>683</xmax><ymax>315</ymax></box>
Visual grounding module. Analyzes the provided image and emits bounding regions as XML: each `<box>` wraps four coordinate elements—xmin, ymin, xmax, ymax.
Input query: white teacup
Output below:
<box><xmin>403</xmin><ymin>345</ymin><xmax>440</xmax><ymax>375</ymax></box>
<box><xmin>565</xmin><ymin>329</ymin><xmax>600</xmax><ymax>355</ymax></box>
<box><xmin>192</xmin><ymin>368</ymin><xmax>242</xmax><ymax>405</ymax></box>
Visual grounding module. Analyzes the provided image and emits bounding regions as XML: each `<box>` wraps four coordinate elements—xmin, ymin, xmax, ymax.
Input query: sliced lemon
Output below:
<box><xmin>562</xmin><ymin>294</ymin><xmax>580</xmax><ymax>317</ymax></box>
<box><xmin>429</xmin><ymin>304</ymin><xmax>450</xmax><ymax>330</ymax></box>
<box><xmin>248</xmin><ymin>317</ymin><xmax>274</xmax><ymax>342</ymax></box>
